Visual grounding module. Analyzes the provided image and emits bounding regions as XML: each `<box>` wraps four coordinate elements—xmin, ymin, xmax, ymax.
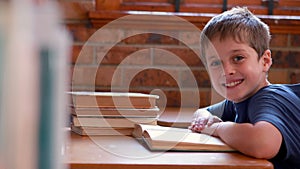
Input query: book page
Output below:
<box><xmin>135</xmin><ymin>124</ymin><xmax>235</xmax><ymax>151</ymax></box>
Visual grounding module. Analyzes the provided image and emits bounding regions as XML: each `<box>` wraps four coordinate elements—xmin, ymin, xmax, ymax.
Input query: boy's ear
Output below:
<box><xmin>262</xmin><ymin>49</ymin><xmax>272</xmax><ymax>72</ymax></box>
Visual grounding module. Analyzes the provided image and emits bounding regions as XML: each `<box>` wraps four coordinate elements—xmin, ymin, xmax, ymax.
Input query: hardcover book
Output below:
<box><xmin>69</xmin><ymin>91</ymin><xmax>159</xmax><ymax>109</ymax></box>
<box><xmin>71</xmin><ymin>125</ymin><xmax>133</xmax><ymax>136</ymax></box>
<box><xmin>71</xmin><ymin>106</ymin><xmax>160</xmax><ymax>118</ymax></box>
<box><xmin>72</xmin><ymin>115</ymin><xmax>157</xmax><ymax>128</ymax></box>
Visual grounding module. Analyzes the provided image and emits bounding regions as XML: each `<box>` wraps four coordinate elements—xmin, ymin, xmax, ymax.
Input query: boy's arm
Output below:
<box><xmin>205</xmin><ymin>121</ymin><xmax>282</xmax><ymax>159</ymax></box>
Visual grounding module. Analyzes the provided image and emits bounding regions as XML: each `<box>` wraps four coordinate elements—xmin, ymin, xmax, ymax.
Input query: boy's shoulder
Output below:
<box><xmin>256</xmin><ymin>83</ymin><xmax>300</xmax><ymax>98</ymax></box>
<box><xmin>265</xmin><ymin>83</ymin><xmax>300</xmax><ymax>92</ymax></box>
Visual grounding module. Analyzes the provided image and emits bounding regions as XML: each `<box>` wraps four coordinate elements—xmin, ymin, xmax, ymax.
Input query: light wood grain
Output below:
<box><xmin>66</xmin><ymin>132</ymin><xmax>273</xmax><ymax>169</ymax></box>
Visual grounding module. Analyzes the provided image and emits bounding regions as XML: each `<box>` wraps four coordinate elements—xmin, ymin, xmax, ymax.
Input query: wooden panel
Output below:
<box><xmin>184</xmin><ymin>0</ymin><xmax>223</xmax><ymax>4</ymax></box>
<box><xmin>93</xmin><ymin>0</ymin><xmax>300</xmax><ymax>34</ymax></box>
<box><xmin>228</xmin><ymin>0</ymin><xmax>262</xmax><ymax>5</ymax></box>
<box><xmin>89</xmin><ymin>10</ymin><xmax>300</xmax><ymax>34</ymax></box>
<box><xmin>124</xmin><ymin>0</ymin><xmax>169</xmax><ymax>2</ymax></box>
<box><xmin>120</xmin><ymin>2</ymin><xmax>175</xmax><ymax>12</ymax></box>
<box><xmin>95</xmin><ymin>0</ymin><xmax>300</xmax><ymax>16</ymax></box>
<box><xmin>278</xmin><ymin>0</ymin><xmax>300</xmax><ymax>6</ymax></box>
<box><xmin>96</xmin><ymin>0</ymin><xmax>122</xmax><ymax>10</ymax></box>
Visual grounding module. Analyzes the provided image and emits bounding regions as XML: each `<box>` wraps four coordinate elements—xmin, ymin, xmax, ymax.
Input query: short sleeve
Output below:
<box><xmin>248</xmin><ymin>87</ymin><xmax>300</xmax><ymax>166</ymax></box>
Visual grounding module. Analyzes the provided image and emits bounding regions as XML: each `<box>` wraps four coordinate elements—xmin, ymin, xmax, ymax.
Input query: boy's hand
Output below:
<box><xmin>189</xmin><ymin>108</ymin><xmax>222</xmax><ymax>133</ymax></box>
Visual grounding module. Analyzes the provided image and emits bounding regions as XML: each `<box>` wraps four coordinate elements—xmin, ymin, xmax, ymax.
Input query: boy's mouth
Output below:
<box><xmin>223</xmin><ymin>79</ymin><xmax>244</xmax><ymax>88</ymax></box>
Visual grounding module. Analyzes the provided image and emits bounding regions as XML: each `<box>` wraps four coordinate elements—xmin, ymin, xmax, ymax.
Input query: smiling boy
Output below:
<box><xmin>189</xmin><ymin>7</ymin><xmax>300</xmax><ymax>169</ymax></box>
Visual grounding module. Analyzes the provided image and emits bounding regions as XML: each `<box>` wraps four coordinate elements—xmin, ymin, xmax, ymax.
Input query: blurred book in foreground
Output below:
<box><xmin>0</xmin><ymin>2</ymin><xmax>71</xmax><ymax>169</ymax></box>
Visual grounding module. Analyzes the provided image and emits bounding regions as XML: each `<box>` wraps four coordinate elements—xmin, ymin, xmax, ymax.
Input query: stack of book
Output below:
<box><xmin>69</xmin><ymin>91</ymin><xmax>160</xmax><ymax>136</ymax></box>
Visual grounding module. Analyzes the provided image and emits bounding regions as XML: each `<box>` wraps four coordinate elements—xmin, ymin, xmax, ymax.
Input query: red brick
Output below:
<box><xmin>179</xmin><ymin>31</ymin><xmax>200</xmax><ymax>46</ymax></box>
<box><xmin>199</xmin><ymin>90</ymin><xmax>213</xmax><ymax>107</ymax></box>
<box><xmin>272</xmin><ymin>50</ymin><xmax>300</xmax><ymax>68</ymax></box>
<box><xmin>268</xmin><ymin>69</ymin><xmax>290</xmax><ymax>84</ymax></box>
<box><xmin>71</xmin><ymin>65</ymin><xmax>121</xmax><ymax>87</ymax></box>
<box><xmin>210</xmin><ymin>88</ymin><xmax>225</xmax><ymax>105</ymax></box>
<box><xmin>71</xmin><ymin>45</ymin><xmax>94</xmax><ymax>64</ymax></box>
<box><xmin>153</xmin><ymin>47</ymin><xmax>203</xmax><ymax>67</ymax></box>
<box><xmin>181</xmin><ymin>90</ymin><xmax>202</xmax><ymax>107</ymax></box>
<box><xmin>110</xmin><ymin>88</ymin><xmax>213</xmax><ymax>108</ymax></box>
<box><xmin>124</xmin><ymin>68</ymin><xmax>179</xmax><ymax>87</ymax></box>
<box><xmin>158</xmin><ymin>90</ymin><xmax>181</xmax><ymax>107</ymax></box>
<box><xmin>95</xmin><ymin>66</ymin><xmax>122</xmax><ymax>87</ymax></box>
<box><xmin>147</xmin><ymin>89</ymin><xmax>213</xmax><ymax>108</ymax></box>
<box><xmin>123</xmin><ymin>32</ymin><xmax>180</xmax><ymax>45</ymax></box>
<box><xmin>68</xmin><ymin>65</ymin><xmax>75</xmax><ymax>88</ymax></box>
<box><xmin>289</xmin><ymin>70</ymin><xmax>300</xmax><ymax>84</ymax></box>
<box><xmin>181</xmin><ymin>69</ymin><xmax>210</xmax><ymax>88</ymax></box>
<box><xmin>97</xmin><ymin>46</ymin><xmax>151</xmax><ymax>65</ymax></box>
<box><xmin>270</xmin><ymin>34</ymin><xmax>288</xmax><ymax>47</ymax></box>
<box><xmin>89</xmin><ymin>28</ymin><xmax>125</xmax><ymax>44</ymax></box>
<box><xmin>122</xmin><ymin>33</ymin><xmax>149</xmax><ymax>44</ymax></box>
<box><xmin>67</xmin><ymin>23</ymin><xmax>97</xmax><ymax>42</ymax></box>
<box><xmin>71</xmin><ymin>66</ymin><xmax>98</xmax><ymax>86</ymax></box>
<box><xmin>291</xmin><ymin>34</ymin><xmax>300</xmax><ymax>47</ymax></box>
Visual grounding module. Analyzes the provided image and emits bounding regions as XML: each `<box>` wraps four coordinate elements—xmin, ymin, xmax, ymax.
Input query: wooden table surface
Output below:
<box><xmin>66</xmin><ymin>133</ymin><xmax>273</xmax><ymax>169</ymax></box>
<box><xmin>66</xmin><ymin>107</ymin><xmax>273</xmax><ymax>169</ymax></box>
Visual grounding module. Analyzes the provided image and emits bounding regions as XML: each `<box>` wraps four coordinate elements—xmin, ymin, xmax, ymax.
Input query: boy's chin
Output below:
<box><xmin>226</xmin><ymin>95</ymin><xmax>247</xmax><ymax>103</ymax></box>
<box><xmin>214</xmin><ymin>88</ymin><xmax>245</xmax><ymax>102</ymax></box>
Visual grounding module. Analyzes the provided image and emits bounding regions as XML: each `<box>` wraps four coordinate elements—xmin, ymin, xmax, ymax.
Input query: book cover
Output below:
<box><xmin>69</xmin><ymin>91</ymin><xmax>159</xmax><ymax>109</ymax></box>
<box><xmin>133</xmin><ymin>124</ymin><xmax>235</xmax><ymax>152</ymax></box>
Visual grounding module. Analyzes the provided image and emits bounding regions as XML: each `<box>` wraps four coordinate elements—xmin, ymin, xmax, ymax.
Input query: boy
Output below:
<box><xmin>189</xmin><ymin>7</ymin><xmax>300</xmax><ymax>169</ymax></box>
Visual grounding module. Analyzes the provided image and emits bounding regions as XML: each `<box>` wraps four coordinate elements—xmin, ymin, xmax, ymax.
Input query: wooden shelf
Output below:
<box><xmin>89</xmin><ymin>10</ymin><xmax>300</xmax><ymax>34</ymax></box>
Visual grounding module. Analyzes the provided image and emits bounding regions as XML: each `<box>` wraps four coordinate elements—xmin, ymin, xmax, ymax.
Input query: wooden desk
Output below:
<box><xmin>66</xmin><ymin>107</ymin><xmax>273</xmax><ymax>169</ymax></box>
<box><xmin>66</xmin><ymin>133</ymin><xmax>273</xmax><ymax>169</ymax></box>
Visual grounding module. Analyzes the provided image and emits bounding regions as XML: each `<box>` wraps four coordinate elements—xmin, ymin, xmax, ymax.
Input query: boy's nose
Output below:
<box><xmin>221</xmin><ymin>63</ymin><xmax>235</xmax><ymax>76</ymax></box>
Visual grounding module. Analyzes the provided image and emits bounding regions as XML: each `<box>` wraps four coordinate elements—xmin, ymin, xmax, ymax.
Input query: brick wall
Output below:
<box><xmin>59</xmin><ymin>0</ymin><xmax>300</xmax><ymax>108</ymax></box>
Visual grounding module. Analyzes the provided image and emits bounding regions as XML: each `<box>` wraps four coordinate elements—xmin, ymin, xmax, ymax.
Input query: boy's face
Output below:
<box><xmin>205</xmin><ymin>36</ymin><xmax>272</xmax><ymax>103</ymax></box>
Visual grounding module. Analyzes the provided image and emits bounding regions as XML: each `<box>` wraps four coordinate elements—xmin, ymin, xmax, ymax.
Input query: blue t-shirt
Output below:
<box><xmin>210</xmin><ymin>84</ymin><xmax>300</xmax><ymax>169</ymax></box>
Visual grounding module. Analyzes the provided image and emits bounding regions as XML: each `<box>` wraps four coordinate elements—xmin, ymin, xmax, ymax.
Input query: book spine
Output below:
<box><xmin>71</xmin><ymin>107</ymin><xmax>159</xmax><ymax>117</ymax></box>
<box><xmin>39</xmin><ymin>45</ymin><xmax>54</xmax><ymax>169</ymax></box>
<box><xmin>72</xmin><ymin>116</ymin><xmax>157</xmax><ymax>128</ymax></box>
<box><xmin>73</xmin><ymin>95</ymin><xmax>157</xmax><ymax>109</ymax></box>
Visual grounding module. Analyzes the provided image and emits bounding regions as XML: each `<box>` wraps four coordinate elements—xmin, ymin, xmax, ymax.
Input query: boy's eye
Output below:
<box><xmin>210</xmin><ymin>60</ymin><xmax>222</xmax><ymax>67</ymax></box>
<box><xmin>233</xmin><ymin>55</ymin><xmax>244</xmax><ymax>62</ymax></box>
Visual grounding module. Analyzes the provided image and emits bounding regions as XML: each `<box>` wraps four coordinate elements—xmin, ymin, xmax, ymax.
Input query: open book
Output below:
<box><xmin>133</xmin><ymin>124</ymin><xmax>235</xmax><ymax>152</ymax></box>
